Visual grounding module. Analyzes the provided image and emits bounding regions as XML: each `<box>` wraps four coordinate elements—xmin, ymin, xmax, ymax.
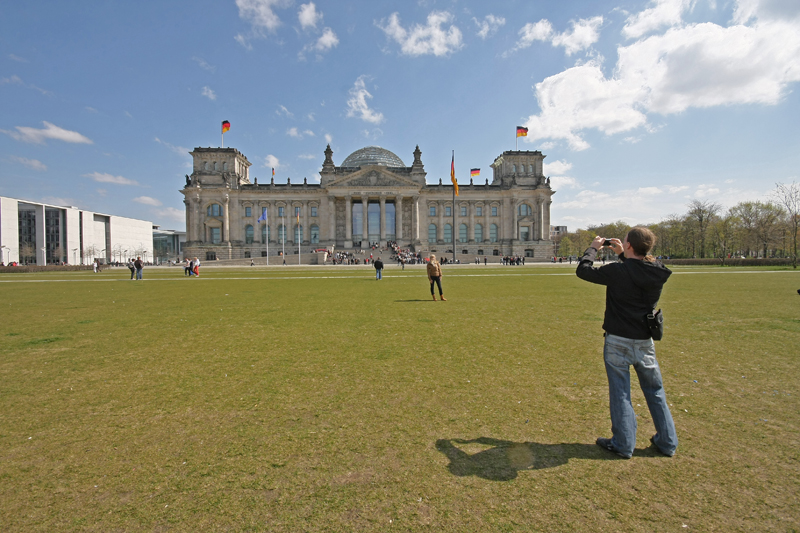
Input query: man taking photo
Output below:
<box><xmin>576</xmin><ymin>227</ymin><xmax>678</xmax><ymax>459</ymax></box>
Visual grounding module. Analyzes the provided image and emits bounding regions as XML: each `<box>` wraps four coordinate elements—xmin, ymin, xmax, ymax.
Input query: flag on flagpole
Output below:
<box><xmin>257</xmin><ymin>207</ymin><xmax>267</xmax><ymax>223</ymax></box>
<box><xmin>516</xmin><ymin>126</ymin><xmax>528</xmax><ymax>137</ymax></box>
<box><xmin>222</xmin><ymin>120</ymin><xmax>231</xmax><ymax>133</ymax></box>
<box><xmin>470</xmin><ymin>168</ymin><xmax>480</xmax><ymax>177</ymax></box>
<box><xmin>451</xmin><ymin>152</ymin><xmax>459</xmax><ymax>196</ymax></box>
<box><xmin>272</xmin><ymin>167</ymin><xmax>275</xmax><ymax>177</ymax></box>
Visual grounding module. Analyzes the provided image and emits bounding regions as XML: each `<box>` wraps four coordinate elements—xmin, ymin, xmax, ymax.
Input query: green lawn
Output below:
<box><xmin>1</xmin><ymin>264</ymin><xmax>798</xmax><ymax>531</ymax></box>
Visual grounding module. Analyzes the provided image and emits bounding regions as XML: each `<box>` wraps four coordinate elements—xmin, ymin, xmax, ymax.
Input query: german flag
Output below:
<box><xmin>451</xmin><ymin>152</ymin><xmax>459</xmax><ymax>196</ymax></box>
<box><xmin>470</xmin><ymin>168</ymin><xmax>480</xmax><ymax>177</ymax></box>
<box><xmin>516</xmin><ymin>126</ymin><xmax>528</xmax><ymax>137</ymax></box>
<box><xmin>222</xmin><ymin>120</ymin><xmax>231</xmax><ymax>133</ymax></box>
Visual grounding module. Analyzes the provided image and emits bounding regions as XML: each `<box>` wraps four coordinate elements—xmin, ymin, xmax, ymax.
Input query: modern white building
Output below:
<box><xmin>0</xmin><ymin>196</ymin><xmax>153</xmax><ymax>265</ymax></box>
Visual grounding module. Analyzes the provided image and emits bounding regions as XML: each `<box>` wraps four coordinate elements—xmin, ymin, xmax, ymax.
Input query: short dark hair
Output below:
<box><xmin>626</xmin><ymin>227</ymin><xmax>657</xmax><ymax>260</ymax></box>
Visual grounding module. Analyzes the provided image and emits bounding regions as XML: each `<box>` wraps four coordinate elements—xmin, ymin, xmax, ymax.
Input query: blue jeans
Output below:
<box><xmin>136</xmin><ymin>268</ymin><xmax>143</xmax><ymax>280</ymax></box>
<box><xmin>603</xmin><ymin>334</ymin><xmax>678</xmax><ymax>457</ymax></box>
<box><xmin>376</xmin><ymin>269</ymin><xmax>382</xmax><ymax>280</ymax></box>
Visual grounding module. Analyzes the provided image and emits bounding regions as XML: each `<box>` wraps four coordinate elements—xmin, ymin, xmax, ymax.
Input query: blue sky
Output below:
<box><xmin>1</xmin><ymin>0</ymin><xmax>799</xmax><ymax>231</ymax></box>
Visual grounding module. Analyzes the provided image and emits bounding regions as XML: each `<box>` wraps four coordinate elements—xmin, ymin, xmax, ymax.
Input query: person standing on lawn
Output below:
<box><xmin>576</xmin><ymin>227</ymin><xmax>677</xmax><ymax>459</ymax></box>
<box><xmin>134</xmin><ymin>256</ymin><xmax>143</xmax><ymax>280</ymax></box>
<box><xmin>374</xmin><ymin>256</ymin><xmax>384</xmax><ymax>280</ymax></box>
<box><xmin>427</xmin><ymin>254</ymin><xmax>446</xmax><ymax>301</ymax></box>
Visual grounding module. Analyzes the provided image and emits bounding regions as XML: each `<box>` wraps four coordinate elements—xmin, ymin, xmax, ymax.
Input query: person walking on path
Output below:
<box><xmin>184</xmin><ymin>258</ymin><xmax>191</xmax><ymax>276</ymax></box>
<box><xmin>134</xmin><ymin>256</ymin><xmax>143</xmax><ymax>280</ymax></box>
<box><xmin>374</xmin><ymin>257</ymin><xmax>384</xmax><ymax>280</ymax></box>
<box><xmin>576</xmin><ymin>227</ymin><xmax>677</xmax><ymax>459</ymax></box>
<box><xmin>427</xmin><ymin>254</ymin><xmax>446</xmax><ymax>301</ymax></box>
<box><xmin>127</xmin><ymin>259</ymin><xmax>136</xmax><ymax>280</ymax></box>
<box><xmin>193</xmin><ymin>257</ymin><xmax>200</xmax><ymax>277</ymax></box>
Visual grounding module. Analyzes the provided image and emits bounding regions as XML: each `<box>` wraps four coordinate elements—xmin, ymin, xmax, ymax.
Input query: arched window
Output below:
<box><xmin>512</xmin><ymin>164</ymin><xmax>517</xmax><ymax>173</ymax></box>
<box><xmin>519</xmin><ymin>204</ymin><xmax>532</xmax><ymax>216</ymax></box>
<box><xmin>261</xmin><ymin>224</ymin><xmax>269</xmax><ymax>243</ymax></box>
<box><xmin>223</xmin><ymin>162</ymin><xmax>228</xmax><ymax>171</ymax></box>
<box><xmin>475</xmin><ymin>223</ymin><xmax>483</xmax><ymax>242</ymax></box>
<box><xmin>530</xmin><ymin>164</ymin><xmax>535</xmax><ymax>174</ymax></box>
<box><xmin>245</xmin><ymin>225</ymin><xmax>254</xmax><ymax>244</ymax></box>
<box><xmin>428</xmin><ymin>223</ymin><xmax>437</xmax><ymax>242</ymax></box>
<box><xmin>459</xmin><ymin>223</ymin><xmax>468</xmax><ymax>243</ymax></box>
<box><xmin>278</xmin><ymin>224</ymin><xmax>286</xmax><ymax>244</ymax></box>
<box><xmin>444</xmin><ymin>223</ymin><xmax>453</xmax><ymax>243</ymax></box>
<box><xmin>490</xmin><ymin>223</ymin><xmax>499</xmax><ymax>243</ymax></box>
<box><xmin>207</xmin><ymin>204</ymin><xmax>222</xmax><ymax>216</ymax></box>
<box><xmin>310</xmin><ymin>224</ymin><xmax>319</xmax><ymax>244</ymax></box>
<box><xmin>204</xmin><ymin>162</ymin><xmax>209</xmax><ymax>170</ymax></box>
<box><xmin>294</xmin><ymin>224</ymin><xmax>303</xmax><ymax>243</ymax></box>
<box><xmin>213</xmin><ymin>162</ymin><xmax>218</xmax><ymax>171</ymax></box>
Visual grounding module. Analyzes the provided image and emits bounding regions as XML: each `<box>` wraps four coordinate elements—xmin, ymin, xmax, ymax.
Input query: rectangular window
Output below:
<box><xmin>430</xmin><ymin>206</ymin><xmax>436</xmax><ymax>216</ymax></box>
<box><xmin>245</xmin><ymin>207</ymin><xmax>252</xmax><ymax>217</ymax></box>
<box><xmin>520</xmin><ymin>227</ymin><xmax>530</xmax><ymax>241</ymax></box>
<box><xmin>461</xmin><ymin>206</ymin><xmax>467</xmax><ymax>216</ymax></box>
<box><xmin>278</xmin><ymin>206</ymin><xmax>285</xmax><ymax>217</ymax></box>
<box><xmin>476</xmin><ymin>206</ymin><xmax>482</xmax><ymax>216</ymax></box>
<box><xmin>310</xmin><ymin>206</ymin><xmax>317</xmax><ymax>217</ymax></box>
<box><xmin>492</xmin><ymin>206</ymin><xmax>498</xmax><ymax>217</ymax></box>
<box><xmin>210</xmin><ymin>227</ymin><xmax>221</xmax><ymax>244</ymax></box>
<box><xmin>295</xmin><ymin>206</ymin><xmax>301</xmax><ymax>217</ymax></box>
<box><xmin>445</xmin><ymin>206</ymin><xmax>451</xmax><ymax>217</ymax></box>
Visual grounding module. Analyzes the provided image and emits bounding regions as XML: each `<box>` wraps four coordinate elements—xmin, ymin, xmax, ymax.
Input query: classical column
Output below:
<box><xmin>328</xmin><ymin>196</ymin><xmax>336</xmax><ymax>243</ymax></box>
<box><xmin>438</xmin><ymin>201</ymin><xmax>444</xmax><ymax>243</ymax></box>
<box><xmin>379</xmin><ymin>196</ymin><xmax>386</xmax><ymax>243</ymax></box>
<box><xmin>362</xmin><ymin>198</ymin><xmax>368</xmax><ymax>245</ymax></box>
<box><xmin>345</xmin><ymin>196</ymin><xmax>352</xmax><ymax>241</ymax></box>
<box><xmin>302</xmin><ymin>200</ymin><xmax>309</xmax><ymax>244</ymax></box>
<box><xmin>469</xmin><ymin>201</ymin><xmax>475</xmax><ymax>243</ymax></box>
<box><xmin>513</xmin><ymin>199</ymin><xmax>519</xmax><ymax>241</ymax></box>
<box><xmin>222</xmin><ymin>194</ymin><xmax>230</xmax><ymax>242</ymax></box>
<box><xmin>194</xmin><ymin>195</ymin><xmax>202</xmax><ymax>244</ymax></box>
<box><xmin>395</xmin><ymin>196</ymin><xmax>403</xmax><ymax>241</ymax></box>
<box><xmin>503</xmin><ymin>197</ymin><xmax>512</xmax><ymax>242</ymax></box>
<box><xmin>184</xmin><ymin>199</ymin><xmax>191</xmax><ymax>242</ymax></box>
<box><xmin>484</xmin><ymin>203</ymin><xmax>490</xmax><ymax>243</ymax></box>
<box><xmin>412</xmin><ymin>195</ymin><xmax>420</xmax><ymax>242</ymax></box>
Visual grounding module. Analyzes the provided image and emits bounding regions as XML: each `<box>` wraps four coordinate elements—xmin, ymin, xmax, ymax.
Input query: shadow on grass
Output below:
<box><xmin>394</xmin><ymin>299</ymin><xmax>434</xmax><ymax>302</ymax></box>
<box><xmin>436</xmin><ymin>437</ymin><xmax>660</xmax><ymax>481</ymax></box>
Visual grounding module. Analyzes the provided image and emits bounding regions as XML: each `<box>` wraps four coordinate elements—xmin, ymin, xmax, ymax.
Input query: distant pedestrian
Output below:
<box><xmin>134</xmin><ymin>256</ymin><xmax>143</xmax><ymax>280</ymax></box>
<box><xmin>193</xmin><ymin>257</ymin><xmax>200</xmax><ymax>277</ymax></box>
<box><xmin>374</xmin><ymin>257</ymin><xmax>384</xmax><ymax>280</ymax></box>
<box><xmin>427</xmin><ymin>254</ymin><xmax>446</xmax><ymax>301</ymax></box>
<box><xmin>484</xmin><ymin>256</ymin><xmax>487</xmax><ymax>265</ymax></box>
<box><xmin>184</xmin><ymin>258</ymin><xmax>191</xmax><ymax>276</ymax></box>
<box><xmin>127</xmin><ymin>259</ymin><xmax>136</xmax><ymax>279</ymax></box>
<box><xmin>93</xmin><ymin>260</ymin><xmax>98</xmax><ymax>273</ymax></box>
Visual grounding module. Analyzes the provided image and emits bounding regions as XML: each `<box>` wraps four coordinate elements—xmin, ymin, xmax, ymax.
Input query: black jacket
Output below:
<box><xmin>373</xmin><ymin>259</ymin><xmax>384</xmax><ymax>270</ymax></box>
<box><xmin>576</xmin><ymin>247</ymin><xmax>671</xmax><ymax>339</ymax></box>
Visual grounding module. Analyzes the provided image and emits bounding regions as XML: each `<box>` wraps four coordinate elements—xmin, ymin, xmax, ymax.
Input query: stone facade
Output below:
<box><xmin>181</xmin><ymin>145</ymin><xmax>555</xmax><ymax>261</ymax></box>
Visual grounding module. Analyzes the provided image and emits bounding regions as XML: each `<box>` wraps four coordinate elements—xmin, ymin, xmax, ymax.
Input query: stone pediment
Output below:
<box><xmin>327</xmin><ymin>168</ymin><xmax>419</xmax><ymax>189</ymax></box>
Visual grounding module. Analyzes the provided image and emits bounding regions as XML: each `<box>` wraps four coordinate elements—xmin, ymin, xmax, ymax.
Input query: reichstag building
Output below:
<box><xmin>181</xmin><ymin>144</ymin><xmax>555</xmax><ymax>261</ymax></box>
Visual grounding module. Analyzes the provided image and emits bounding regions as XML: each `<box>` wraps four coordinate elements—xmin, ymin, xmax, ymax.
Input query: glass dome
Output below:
<box><xmin>340</xmin><ymin>146</ymin><xmax>405</xmax><ymax>168</ymax></box>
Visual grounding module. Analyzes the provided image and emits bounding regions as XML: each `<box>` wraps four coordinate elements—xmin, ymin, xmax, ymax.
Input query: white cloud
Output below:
<box><xmin>637</xmin><ymin>186</ymin><xmax>663</xmax><ymax>195</ymax></box>
<box><xmin>543</xmin><ymin>159</ymin><xmax>573</xmax><ymax>175</ymax></box>
<box><xmin>8</xmin><ymin>54</ymin><xmax>28</xmax><ymax>63</ymax></box>
<box><xmin>307</xmin><ymin>113</ymin><xmax>315</xmax><ymax>121</ymax></box>
<box><xmin>84</xmin><ymin>172</ymin><xmax>139</xmax><ymax>186</ymax></box>
<box><xmin>0</xmin><ymin>74</ymin><xmax>50</xmax><ymax>95</ymax></box>
<box><xmin>668</xmin><ymin>185</ymin><xmax>689</xmax><ymax>193</ymax></box>
<box><xmin>133</xmin><ymin>196</ymin><xmax>163</xmax><ymax>206</ymax></box>
<box><xmin>41</xmin><ymin>196</ymin><xmax>79</xmax><ymax>208</ymax></box>
<box><xmin>9</xmin><ymin>156</ymin><xmax>47</xmax><ymax>171</ymax></box>
<box><xmin>314</xmin><ymin>27</ymin><xmax>339</xmax><ymax>51</ymax></box>
<box><xmin>1</xmin><ymin>121</ymin><xmax>92</xmax><ymax>145</ymax></box>
<box><xmin>201</xmin><ymin>86</ymin><xmax>217</xmax><ymax>100</ymax></box>
<box><xmin>346</xmin><ymin>76</ymin><xmax>384</xmax><ymax>124</ymax></box>
<box><xmin>474</xmin><ymin>14</ymin><xmax>505</xmax><ymax>39</ymax></box>
<box><xmin>154</xmin><ymin>137</ymin><xmax>189</xmax><ymax>156</ymax></box>
<box><xmin>550</xmin><ymin>176</ymin><xmax>579</xmax><ymax>190</ymax></box>
<box><xmin>304</xmin><ymin>129</ymin><xmax>315</xmax><ymax>136</ymax></box>
<box><xmin>523</xmin><ymin>5</ymin><xmax>800</xmax><ymax>151</ymax></box>
<box><xmin>157</xmin><ymin>207</ymin><xmax>186</xmax><ymax>223</ymax></box>
<box><xmin>693</xmin><ymin>184</ymin><xmax>720</xmax><ymax>197</ymax></box>
<box><xmin>623</xmin><ymin>0</ymin><xmax>694</xmax><ymax>39</ymax></box>
<box><xmin>276</xmin><ymin>105</ymin><xmax>293</xmax><ymax>117</ymax></box>
<box><xmin>236</xmin><ymin>0</ymin><xmax>288</xmax><ymax>33</ymax></box>
<box><xmin>234</xmin><ymin>34</ymin><xmax>253</xmax><ymax>50</ymax></box>
<box><xmin>264</xmin><ymin>154</ymin><xmax>280</xmax><ymax>169</ymax></box>
<box><xmin>508</xmin><ymin>17</ymin><xmax>602</xmax><ymax>56</ymax></box>
<box><xmin>298</xmin><ymin>2</ymin><xmax>321</xmax><ymax>30</ymax></box>
<box><xmin>378</xmin><ymin>11</ymin><xmax>463</xmax><ymax>57</ymax></box>
<box><xmin>324</xmin><ymin>133</ymin><xmax>332</xmax><ymax>144</ymax></box>
<box><xmin>192</xmin><ymin>56</ymin><xmax>216</xmax><ymax>72</ymax></box>
<box><xmin>298</xmin><ymin>153</ymin><xmax>317</xmax><ymax>160</ymax></box>
<box><xmin>85</xmin><ymin>106</ymin><xmax>98</xmax><ymax>113</ymax></box>
<box><xmin>287</xmin><ymin>127</ymin><xmax>301</xmax><ymax>138</ymax></box>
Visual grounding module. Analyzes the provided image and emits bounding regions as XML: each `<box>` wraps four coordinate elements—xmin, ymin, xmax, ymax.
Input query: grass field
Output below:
<box><xmin>1</xmin><ymin>264</ymin><xmax>798</xmax><ymax>531</ymax></box>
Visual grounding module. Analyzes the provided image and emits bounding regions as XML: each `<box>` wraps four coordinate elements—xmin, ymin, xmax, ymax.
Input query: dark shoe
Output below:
<box><xmin>596</xmin><ymin>437</ymin><xmax>631</xmax><ymax>459</ymax></box>
<box><xmin>650</xmin><ymin>435</ymin><xmax>675</xmax><ymax>457</ymax></box>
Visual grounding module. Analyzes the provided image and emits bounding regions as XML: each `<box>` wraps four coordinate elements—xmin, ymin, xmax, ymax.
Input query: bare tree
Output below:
<box><xmin>710</xmin><ymin>210</ymin><xmax>738</xmax><ymax>265</ymax></box>
<box><xmin>773</xmin><ymin>181</ymin><xmax>800</xmax><ymax>268</ymax></box>
<box><xmin>687</xmin><ymin>200</ymin><xmax>721</xmax><ymax>258</ymax></box>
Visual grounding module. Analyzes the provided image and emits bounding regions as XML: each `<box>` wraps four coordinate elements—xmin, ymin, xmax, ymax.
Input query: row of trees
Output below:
<box><xmin>555</xmin><ymin>182</ymin><xmax>800</xmax><ymax>268</ymax></box>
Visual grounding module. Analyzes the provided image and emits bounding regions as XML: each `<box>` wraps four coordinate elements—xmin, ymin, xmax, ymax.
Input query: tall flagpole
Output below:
<box><xmin>282</xmin><ymin>215</ymin><xmax>285</xmax><ymax>264</ymax></box>
<box><xmin>266</xmin><ymin>209</ymin><xmax>269</xmax><ymax>266</ymax></box>
<box><xmin>452</xmin><ymin>150</ymin><xmax>456</xmax><ymax>265</ymax></box>
<box><xmin>298</xmin><ymin>213</ymin><xmax>301</xmax><ymax>266</ymax></box>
